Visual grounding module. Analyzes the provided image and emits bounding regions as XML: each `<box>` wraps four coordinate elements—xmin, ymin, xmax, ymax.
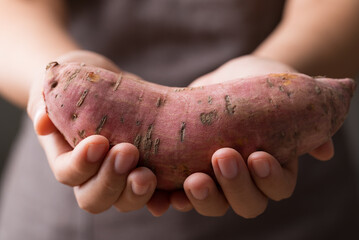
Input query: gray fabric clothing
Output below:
<box><xmin>1</xmin><ymin>0</ymin><xmax>358</xmax><ymax>239</ymax></box>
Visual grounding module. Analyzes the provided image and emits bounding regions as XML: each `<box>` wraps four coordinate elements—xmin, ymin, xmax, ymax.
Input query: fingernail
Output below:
<box><xmin>217</xmin><ymin>158</ymin><xmax>238</xmax><ymax>179</ymax></box>
<box><xmin>87</xmin><ymin>143</ymin><xmax>107</xmax><ymax>163</ymax></box>
<box><xmin>131</xmin><ymin>182</ymin><xmax>150</xmax><ymax>196</ymax></box>
<box><xmin>191</xmin><ymin>188</ymin><xmax>209</xmax><ymax>201</ymax></box>
<box><xmin>33</xmin><ymin>109</ymin><xmax>46</xmax><ymax>134</ymax></box>
<box><xmin>114</xmin><ymin>152</ymin><xmax>136</xmax><ymax>175</ymax></box>
<box><xmin>33</xmin><ymin>109</ymin><xmax>42</xmax><ymax>127</ymax></box>
<box><xmin>252</xmin><ymin>159</ymin><xmax>270</xmax><ymax>178</ymax></box>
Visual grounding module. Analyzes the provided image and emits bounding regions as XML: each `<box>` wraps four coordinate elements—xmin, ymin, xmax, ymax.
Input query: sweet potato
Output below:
<box><xmin>43</xmin><ymin>62</ymin><xmax>356</xmax><ymax>190</ymax></box>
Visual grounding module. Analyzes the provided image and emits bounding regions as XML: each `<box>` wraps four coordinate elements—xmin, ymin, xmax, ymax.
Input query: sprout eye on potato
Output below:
<box><xmin>43</xmin><ymin>62</ymin><xmax>356</xmax><ymax>190</ymax></box>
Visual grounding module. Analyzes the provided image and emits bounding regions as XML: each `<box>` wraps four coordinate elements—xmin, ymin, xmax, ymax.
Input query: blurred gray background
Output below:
<box><xmin>0</xmin><ymin>78</ymin><xmax>358</xmax><ymax>188</ymax></box>
<box><xmin>0</xmin><ymin>98</ymin><xmax>22</xmax><ymax>182</ymax></box>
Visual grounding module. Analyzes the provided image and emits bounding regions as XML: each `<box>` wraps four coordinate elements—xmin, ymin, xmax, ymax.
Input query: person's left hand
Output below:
<box><xmin>166</xmin><ymin>55</ymin><xmax>334</xmax><ymax>217</ymax></box>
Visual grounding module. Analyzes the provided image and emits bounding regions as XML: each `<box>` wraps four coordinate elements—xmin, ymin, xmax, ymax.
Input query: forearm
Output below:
<box><xmin>0</xmin><ymin>0</ymin><xmax>79</xmax><ymax>107</ymax></box>
<box><xmin>254</xmin><ymin>0</ymin><xmax>359</xmax><ymax>78</ymax></box>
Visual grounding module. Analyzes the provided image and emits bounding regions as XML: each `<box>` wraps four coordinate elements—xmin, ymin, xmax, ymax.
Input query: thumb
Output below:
<box><xmin>309</xmin><ymin>139</ymin><xmax>334</xmax><ymax>161</ymax></box>
<box><xmin>27</xmin><ymin>64</ymin><xmax>57</xmax><ymax>136</ymax></box>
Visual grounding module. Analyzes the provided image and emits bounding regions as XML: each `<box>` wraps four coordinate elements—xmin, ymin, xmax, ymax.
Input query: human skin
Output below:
<box><xmin>0</xmin><ymin>0</ymin><xmax>359</xmax><ymax>217</ymax></box>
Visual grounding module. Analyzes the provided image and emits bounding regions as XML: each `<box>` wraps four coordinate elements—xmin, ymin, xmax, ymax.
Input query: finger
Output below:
<box><xmin>33</xmin><ymin>108</ymin><xmax>58</xmax><ymax>135</ymax></box>
<box><xmin>56</xmin><ymin>50</ymin><xmax>122</xmax><ymax>73</ymax></box>
<box><xmin>40</xmin><ymin>134</ymin><xmax>109</xmax><ymax>186</ymax></box>
<box><xmin>114</xmin><ymin>167</ymin><xmax>157</xmax><ymax>213</ymax></box>
<box><xmin>309</xmin><ymin>139</ymin><xmax>334</xmax><ymax>161</ymax></box>
<box><xmin>170</xmin><ymin>190</ymin><xmax>193</xmax><ymax>212</ymax></box>
<box><xmin>73</xmin><ymin>143</ymin><xmax>140</xmax><ymax>213</ymax></box>
<box><xmin>188</xmin><ymin>72</ymin><xmax>214</xmax><ymax>87</ymax></box>
<box><xmin>248</xmin><ymin>151</ymin><xmax>298</xmax><ymax>201</ymax></box>
<box><xmin>146</xmin><ymin>191</ymin><xmax>171</xmax><ymax>217</ymax></box>
<box><xmin>27</xmin><ymin>64</ymin><xmax>57</xmax><ymax>136</ymax></box>
<box><xmin>212</xmin><ymin>148</ymin><xmax>268</xmax><ymax>218</ymax></box>
<box><xmin>184</xmin><ymin>173</ymin><xmax>229</xmax><ymax>217</ymax></box>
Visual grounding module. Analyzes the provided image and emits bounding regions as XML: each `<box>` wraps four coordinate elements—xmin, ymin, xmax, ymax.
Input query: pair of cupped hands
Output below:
<box><xmin>28</xmin><ymin>51</ymin><xmax>334</xmax><ymax>218</ymax></box>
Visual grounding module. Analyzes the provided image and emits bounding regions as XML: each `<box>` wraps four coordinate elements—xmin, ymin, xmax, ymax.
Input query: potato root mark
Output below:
<box><xmin>225</xmin><ymin>95</ymin><xmax>236</xmax><ymax>115</ymax></box>
<box><xmin>180</xmin><ymin>122</ymin><xmax>186</xmax><ymax>142</ymax></box>
<box><xmin>76</xmin><ymin>89</ymin><xmax>89</xmax><ymax>107</ymax></box>
<box><xmin>200</xmin><ymin>110</ymin><xmax>217</xmax><ymax>125</ymax></box>
<box><xmin>95</xmin><ymin>115</ymin><xmax>107</xmax><ymax>134</ymax></box>
<box><xmin>113</xmin><ymin>72</ymin><xmax>123</xmax><ymax>91</ymax></box>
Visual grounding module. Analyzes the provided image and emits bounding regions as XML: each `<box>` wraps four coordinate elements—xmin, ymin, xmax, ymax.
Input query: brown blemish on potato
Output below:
<box><xmin>78</xmin><ymin>130</ymin><xmax>86</xmax><ymax>139</ymax></box>
<box><xmin>283</xmin><ymin>79</ymin><xmax>292</xmax><ymax>86</ymax></box>
<box><xmin>73</xmin><ymin>137</ymin><xmax>78</xmax><ymax>146</ymax></box>
<box><xmin>86</xmin><ymin>72</ymin><xmax>101</xmax><ymax>83</ymax></box>
<box><xmin>200</xmin><ymin>110</ymin><xmax>217</xmax><ymax>125</ymax></box>
<box><xmin>208</xmin><ymin>96</ymin><xmax>213</xmax><ymax>104</ymax></box>
<box><xmin>279</xmin><ymin>85</ymin><xmax>292</xmax><ymax>98</ymax></box>
<box><xmin>156</xmin><ymin>97</ymin><xmax>162</xmax><ymax>107</ymax></box>
<box><xmin>134</xmin><ymin>134</ymin><xmax>142</xmax><ymax>148</ymax></box>
<box><xmin>143</xmin><ymin>124</ymin><xmax>153</xmax><ymax>151</ymax></box>
<box><xmin>138</xmin><ymin>91</ymin><xmax>144</xmax><ymax>102</ymax></box>
<box><xmin>266</xmin><ymin>78</ymin><xmax>274</xmax><ymax>88</ymax></box>
<box><xmin>95</xmin><ymin>115</ymin><xmax>107</xmax><ymax>134</ymax></box>
<box><xmin>46</xmin><ymin>61</ymin><xmax>59</xmax><ymax>70</ymax></box>
<box><xmin>50</xmin><ymin>81</ymin><xmax>58</xmax><ymax>89</ymax></box>
<box><xmin>154</xmin><ymin>138</ymin><xmax>160</xmax><ymax>154</ymax></box>
<box><xmin>71</xmin><ymin>113</ymin><xmax>78</xmax><ymax>120</ymax></box>
<box><xmin>306</xmin><ymin>104</ymin><xmax>315</xmax><ymax>111</ymax></box>
<box><xmin>225</xmin><ymin>95</ymin><xmax>236</xmax><ymax>115</ymax></box>
<box><xmin>180</xmin><ymin>122</ymin><xmax>186</xmax><ymax>142</ymax></box>
<box><xmin>64</xmin><ymin>69</ymin><xmax>80</xmax><ymax>90</ymax></box>
<box><xmin>315</xmin><ymin>85</ymin><xmax>322</xmax><ymax>95</ymax></box>
<box><xmin>178</xmin><ymin>164</ymin><xmax>190</xmax><ymax>177</ymax></box>
<box><xmin>269</xmin><ymin>73</ymin><xmax>297</xmax><ymax>80</ymax></box>
<box><xmin>174</xmin><ymin>88</ymin><xmax>187</xmax><ymax>92</ymax></box>
<box><xmin>76</xmin><ymin>89</ymin><xmax>89</xmax><ymax>107</ymax></box>
<box><xmin>113</xmin><ymin>72</ymin><xmax>123</xmax><ymax>91</ymax></box>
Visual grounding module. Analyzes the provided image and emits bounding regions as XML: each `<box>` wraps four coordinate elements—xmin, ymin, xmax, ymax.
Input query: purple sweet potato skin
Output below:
<box><xmin>43</xmin><ymin>62</ymin><xmax>356</xmax><ymax>190</ymax></box>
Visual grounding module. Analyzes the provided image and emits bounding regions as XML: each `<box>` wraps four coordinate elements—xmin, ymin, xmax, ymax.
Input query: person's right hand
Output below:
<box><xmin>27</xmin><ymin>50</ymin><xmax>163</xmax><ymax>214</ymax></box>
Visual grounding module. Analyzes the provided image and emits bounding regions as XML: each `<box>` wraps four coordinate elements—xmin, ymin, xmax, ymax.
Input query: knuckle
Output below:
<box><xmin>114</xmin><ymin>192</ymin><xmax>148</xmax><ymax>213</ymax></box>
<box><xmin>114</xmin><ymin>205</ymin><xmax>130</xmax><ymax>213</ymax></box>
<box><xmin>77</xmin><ymin>199</ymin><xmax>103</xmax><ymax>214</ymax></box>
<box><xmin>233</xmin><ymin>201</ymin><xmax>268</xmax><ymax>219</ymax></box>
<box><xmin>101</xmin><ymin>178</ymin><xmax>124</xmax><ymax>195</ymax></box>
<box><xmin>241</xmin><ymin>212</ymin><xmax>261</xmax><ymax>219</ymax></box>
<box><xmin>273</xmin><ymin>192</ymin><xmax>292</xmax><ymax>201</ymax></box>
<box><xmin>53</xmin><ymin>165</ymin><xmax>83</xmax><ymax>187</ymax></box>
<box><xmin>272</xmin><ymin>185</ymin><xmax>295</xmax><ymax>201</ymax></box>
<box><xmin>75</xmin><ymin>190</ymin><xmax>108</xmax><ymax>214</ymax></box>
<box><xmin>114</xmin><ymin>203</ymin><xmax>139</xmax><ymax>213</ymax></box>
<box><xmin>198</xmin><ymin>205</ymin><xmax>229</xmax><ymax>217</ymax></box>
<box><xmin>238</xmin><ymin>208</ymin><xmax>266</xmax><ymax>219</ymax></box>
<box><xmin>53</xmin><ymin>169</ymin><xmax>74</xmax><ymax>186</ymax></box>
